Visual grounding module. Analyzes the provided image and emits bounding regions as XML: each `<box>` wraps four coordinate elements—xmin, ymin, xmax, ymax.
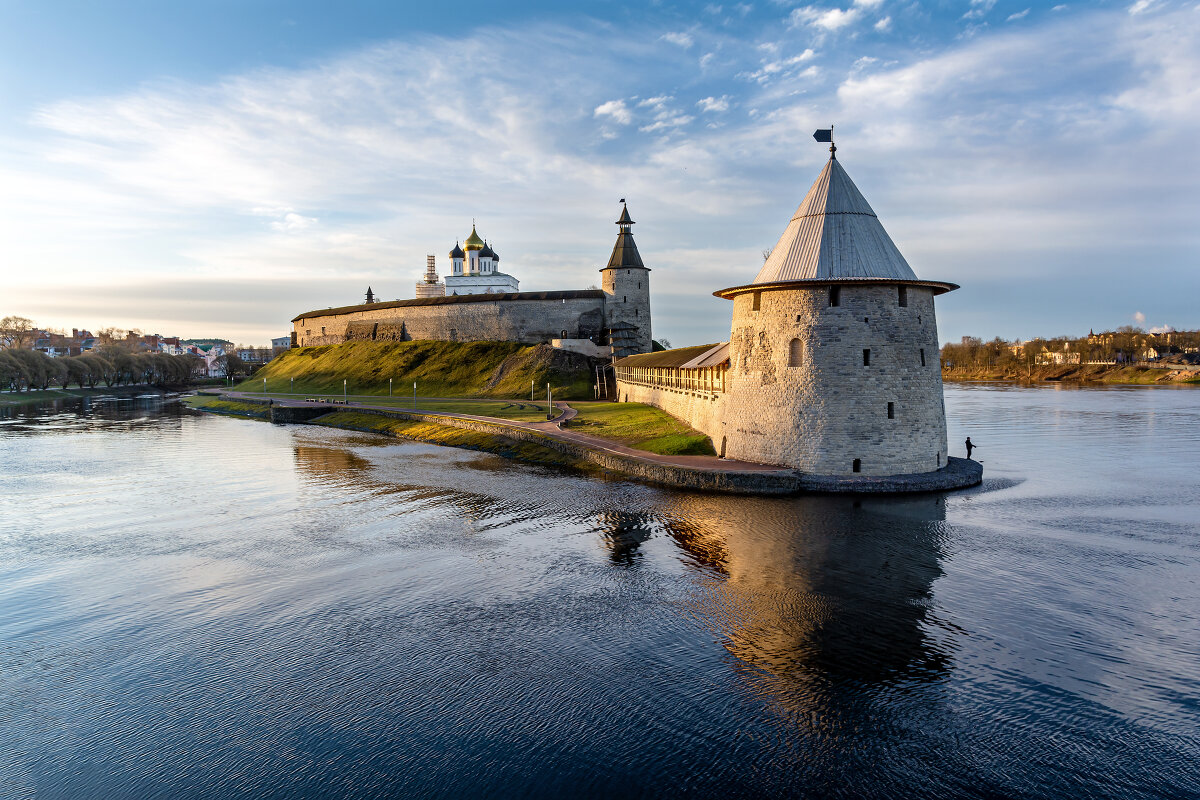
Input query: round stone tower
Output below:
<box><xmin>714</xmin><ymin>148</ymin><xmax>957</xmax><ymax>477</ymax></box>
<box><xmin>601</xmin><ymin>202</ymin><xmax>653</xmax><ymax>356</ymax></box>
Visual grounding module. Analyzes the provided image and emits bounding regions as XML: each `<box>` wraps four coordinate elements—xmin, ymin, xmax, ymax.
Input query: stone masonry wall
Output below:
<box><xmin>601</xmin><ymin>266</ymin><xmax>652</xmax><ymax>353</ymax></box>
<box><xmin>721</xmin><ymin>284</ymin><xmax>947</xmax><ymax>476</ymax></box>
<box><xmin>294</xmin><ymin>297</ymin><xmax>606</xmax><ymax>347</ymax></box>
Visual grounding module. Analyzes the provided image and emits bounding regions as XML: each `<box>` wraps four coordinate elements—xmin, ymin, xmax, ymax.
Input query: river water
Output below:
<box><xmin>1</xmin><ymin>385</ymin><xmax>1197</xmax><ymax>799</ymax></box>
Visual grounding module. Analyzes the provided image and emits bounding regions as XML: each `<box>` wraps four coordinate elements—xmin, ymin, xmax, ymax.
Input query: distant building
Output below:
<box><xmin>415</xmin><ymin>255</ymin><xmax>446</xmax><ymax>298</ymax></box>
<box><xmin>444</xmin><ymin>224</ymin><xmax>520</xmax><ymax>296</ymax></box>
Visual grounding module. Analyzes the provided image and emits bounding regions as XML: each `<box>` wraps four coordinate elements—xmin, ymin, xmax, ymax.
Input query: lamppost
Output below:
<box><xmin>343</xmin><ymin>378</ymin><xmax>347</xmax><ymax>402</ymax></box>
<box><xmin>546</xmin><ymin>383</ymin><xmax>552</xmax><ymax>420</ymax></box>
<box><xmin>263</xmin><ymin>377</ymin><xmax>266</xmax><ymax>394</ymax></box>
<box><xmin>413</xmin><ymin>382</ymin><xmax>417</xmax><ymax>410</ymax></box>
<box><xmin>389</xmin><ymin>377</ymin><xmax>392</xmax><ymax>397</ymax></box>
<box><xmin>531</xmin><ymin>379</ymin><xmax>535</xmax><ymax>402</ymax></box>
<box><xmin>290</xmin><ymin>377</ymin><xmax>294</xmax><ymax>393</ymax></box>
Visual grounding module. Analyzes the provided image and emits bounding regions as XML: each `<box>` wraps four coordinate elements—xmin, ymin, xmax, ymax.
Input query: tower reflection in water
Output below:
<box><xmin>600</xmin><ymin>494</ymin><xmax>954</xmax><ymax>711</ymax></box>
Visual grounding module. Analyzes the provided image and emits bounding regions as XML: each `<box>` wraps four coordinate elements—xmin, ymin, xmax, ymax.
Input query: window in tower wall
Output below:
<box><xmin>920</xmin><ymin>348</ymin><xmax>926</xmax><ymax>367</ymax></box>
<box><xmin>888</xmin><ymin>402</ymin><xmax>895</xmax><ymax>419</ymax></box>
<box><xmin>752</xmin><ymin>292</ymin><xmax>761</xmax><ymax>311</ymax></box>
<box><xmin>863</xmin><ymin>349</ymin><xmax>870</xmax><ymax>366</ymax></box>
<box><xmin>898</xmin><ymin>286</ymin><xmax>908</xmax><ymax>307</ymax></box>
<box><xmin>829</xmin><ymin>287</ymin><xmax>841</xmax><ymax>307</ymax></box>
<box><xmin>788</xmin><ymin>338</ymin><xmax>803</xmax><ymax>367</ymax></box>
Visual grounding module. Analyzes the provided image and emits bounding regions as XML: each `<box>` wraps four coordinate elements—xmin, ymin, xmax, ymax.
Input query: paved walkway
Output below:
<box><xmin>222</xmin><ymin>391</ymin><xmax>791</xmax><ymax>475</ymax></box>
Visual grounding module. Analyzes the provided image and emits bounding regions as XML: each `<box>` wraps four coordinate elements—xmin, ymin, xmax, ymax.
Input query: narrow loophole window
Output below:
<box><xmin>788</xmin><ymin>338</ymin><xmax>803</xmax><ymax>368</ymax></box>
<box><xmin>898</xmin><ymin>286</ymin><xmax>908</xmax><ymax>307</ymax></box>
<box><xmin>829</xmin><ymin>287</ymin><xmax>841</xmax><ymax>307</ymax></box>
<box><xmin>852</xmin><ymin>458</ymin><xmax>862</xmax><ymax>473</ymax></box>
<box><xmin>752</xmin><ymin>292</ymin><xmax>761</xmax><ymax>311</ymax></box>
<box><xmin>887</xmin><ymin>402</ymin><xmax>895</xmax><ymax>419</ymax></box>
<box><xmin>920</xmin><ymin>348</ymin><xmax>926</xmax><ymax>367</ymax></box>
<box><xmin>863</xmin><ymin>349</ymin><xmax>871</xmax><ymax>366</ymax></box>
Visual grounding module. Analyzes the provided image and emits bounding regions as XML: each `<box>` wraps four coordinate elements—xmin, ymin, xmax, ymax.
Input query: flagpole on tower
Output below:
<box><xmin>812</xmin><ymin>125</ymin><xmax>836</xmax><ymax>159</ymax></box>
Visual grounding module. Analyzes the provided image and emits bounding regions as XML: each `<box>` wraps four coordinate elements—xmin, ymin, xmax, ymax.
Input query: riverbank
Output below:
<box><xmin>187</xmin><ymin>392</ymin><xmax>982</xmax><ymax>495</ymax></box>
<box><xmin>943</xmin><ymin>363</ymin><xmax>1200</xmax><ymax>384</ymax></box>
<box><xmin>0</xmin><ymin>384</ymin><xmax>177</xmax><ymax>407</ymax></box>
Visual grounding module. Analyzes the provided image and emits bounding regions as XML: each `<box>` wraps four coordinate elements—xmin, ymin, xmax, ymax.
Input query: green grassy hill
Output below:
<box><xmin>241</xmin><ymin>340</ymin><xmax>596</xmax><ymax>398</ymax></box>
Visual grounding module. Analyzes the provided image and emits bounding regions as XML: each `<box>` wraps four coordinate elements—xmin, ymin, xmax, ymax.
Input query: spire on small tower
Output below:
<box><xmin>365</xmin><ymin>286</ymin><xmax>376</xmax><ymax>304</ymax></box>
<box><xmin>605</xmin><ymin>200</ymin><xmax>644</xmax><ymax>269</ymax></box>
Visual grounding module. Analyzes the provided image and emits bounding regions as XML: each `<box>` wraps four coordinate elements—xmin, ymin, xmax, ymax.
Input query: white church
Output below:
<box><xmin>414</xmin><ymin>223</ymin><xmax>520</xmax><ymax>298</ymax></box>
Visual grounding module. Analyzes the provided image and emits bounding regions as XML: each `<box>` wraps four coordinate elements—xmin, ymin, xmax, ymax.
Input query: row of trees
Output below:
<box><xmin>941</xmin><ymin>327</ymin><xmax>1200</xmax><ymax>371</ymax></box>
<box><xmin>0</xmin><ymin>347</ymin><xmax>203</xmax><ymax>392</ymax></box>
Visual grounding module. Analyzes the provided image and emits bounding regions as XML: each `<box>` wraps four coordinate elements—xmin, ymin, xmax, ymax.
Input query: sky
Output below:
<box><xmin>0</xmin><ymin>0</ymin><xmax>1197</xmax><ymax>347</ymax></box>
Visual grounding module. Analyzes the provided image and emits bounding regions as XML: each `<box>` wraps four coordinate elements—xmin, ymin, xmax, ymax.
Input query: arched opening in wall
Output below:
<box><xmin>788</xmin><ymin>338</ymin><xmax>803</xmax><ymax>367</ymax></box>
<box><xmin>829</xmin><ymin>287</ymin><xmax>841</xmax><ymax>307</ymax></box>
<box><xmin>720</xmin><ymin>436</ymin><xmax>727</xmax><ymax>458</ymax></box>
<box><xmin>852</xmin><ymin>458</ymin><xmax>861</xmax><ymax>473</ymax></box>
<box><xmin>898</xmin><ymin>286</ymin><xmax>908</xmax><ymax>307</ymax></box>
<box><xmin>561</xmin><ymin>330</ymin><xmax>567</xmax><ymax>338</ymax></box>
<box><xmin>752</xmin><ymin>292</ymin><xmax>761</xmax><ymax>311</ymax></box>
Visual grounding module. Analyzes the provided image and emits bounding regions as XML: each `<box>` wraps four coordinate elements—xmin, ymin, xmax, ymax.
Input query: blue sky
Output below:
<box><xmin>1</xmin><ymin>0</ymin><xmax>1197</xmax><ymax>346</ymax></box>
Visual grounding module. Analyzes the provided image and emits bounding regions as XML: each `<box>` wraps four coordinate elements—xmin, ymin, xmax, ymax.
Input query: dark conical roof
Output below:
<box><xmin>605</xmin><ymin>203</ymin><xmax>645</xmax><ymax>269</ymax></box>
<box><xmin>480</xmin><ymin>241</ymin><xmax>495</xmax><ymax>258</ymax></box>
<box><xmin>449</xmin><ymin>242</ymin><xmax>464</xmax><ymax>258</ymax></box>
<box><xmin>606</xmin><ymin>230</ymin><xmax>644</xmax><ymax>269</ymax></box>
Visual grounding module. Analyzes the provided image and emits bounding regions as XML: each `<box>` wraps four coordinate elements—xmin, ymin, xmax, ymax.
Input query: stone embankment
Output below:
<box><xmin>212</xmin><ymin>392</ymin><xmax>982</xmax><ymax>496</ymax></box>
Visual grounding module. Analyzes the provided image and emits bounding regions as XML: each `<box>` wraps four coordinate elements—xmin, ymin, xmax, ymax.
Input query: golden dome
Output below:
<box><xmin>464</xmin><ymin>225</ymin><xmax>485</xmax><ymax>250</ymax></box>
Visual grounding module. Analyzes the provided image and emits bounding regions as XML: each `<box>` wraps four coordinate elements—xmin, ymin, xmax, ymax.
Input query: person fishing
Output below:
<box><xmin>965</xmin><ymin>437</ymin><xmax>977</xmax><ymax>459</ymax></box>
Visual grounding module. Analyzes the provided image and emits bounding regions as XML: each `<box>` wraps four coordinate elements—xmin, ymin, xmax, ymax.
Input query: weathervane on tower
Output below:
<box><xmin>813</xmin><ymin>125</ymin><xmax>835</xmax><ymax>158</ymax></box>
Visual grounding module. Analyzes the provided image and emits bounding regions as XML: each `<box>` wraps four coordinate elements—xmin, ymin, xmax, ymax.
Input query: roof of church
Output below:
<box><xmin>464</xmin><ymin>225</ymin><xmax>485</xmax><ymax>250</ymax></box>
<box><xmin>449</xmin><ymin>242</ymin><xmax>464</xmax><ymax>258</ymax></box>
<box><xmin>714</xmin><ymin>155</ymin><xmax>956</xmax><ymax>297</ymax></box>
<box><xmin>479</xmin><ymin>241</ymin><xmax>496</xmax><ymax>258</ymax></box>
<box><xmin>292</xmin><ymin>289</ymin><xmax>604</xmax><ymax>321</ymax></box>
<box><xmin>604</xmin><ymin>205</ymin><xmax>646</xmax><ymax>270</ymax></box>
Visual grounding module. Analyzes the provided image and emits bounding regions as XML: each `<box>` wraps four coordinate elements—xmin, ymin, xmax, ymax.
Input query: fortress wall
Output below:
<box><xmin>722</xmin><ymin>284</ymin><xmax>947</xmax><ymax>476</ymax></box>
<box><xmin>294</xmin><ymin>297</ymin><xmax>606</xmax><ymax>347</ymax></box>
<box><xmin>615</xmin><ymin>382</ymin><xmax>727</xmax><ymax>445</ymax></box>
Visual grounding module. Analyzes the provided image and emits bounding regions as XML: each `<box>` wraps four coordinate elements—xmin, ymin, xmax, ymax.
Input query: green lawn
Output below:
<box><xmin>564</xmin><ymin>402</ymin><xmax>715</xmax><ymax>456</ymax></box>
<box><xmin>237</xmin><ymin>339</ymin><xmax>594</xmax><ymax>398</ymax></box>
<box><xmin>237</xmin><ymin>393</ymin><xmax>552</xmax><ymax>421</ymax></box>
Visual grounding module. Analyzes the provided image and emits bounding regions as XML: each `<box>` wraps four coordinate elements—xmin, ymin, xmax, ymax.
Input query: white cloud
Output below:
<box><xmin>594</xmin><ymin>99</ymin><xmax>632</xmax><ymax>125</ymax></box>
<box><xmin>1128</xmin><ymin>0</ymin><xmax>1156</xmax><ymax>14</ymax></box>
<box><xmin>1007</xmin><ymin>8</ymin><xmax>1031</xmax><ymax>21</ymax></box>
<box><xmin>853</xmin><ymin>0</ymin><xmax>885</xmax><ymax>8</ymax></box>
<box><xmin>660</xmin><ymin>31</ymin><xmax>694</xmax><ymax>48</ymax></box>
<box><xmin>699</xmin><ymin>52</ymin><xmax>716</xmax><ymax>69</ymax></box>
<box><xmin>874</xmin><ymin>15</ymin><xmax>893</xmax><ymax>31</ymax></box>
<box><xmin>790</xmin><ymin>6</ymin><xmax>863</xmax><ymax>31</ymax></box>
<box><xmin>1149</xmin><ymin>324</ymin><xmax>1174</xmax><ymax>333</ymax></box>
<box><xmin>638</xmin><ymin>95</ymin><xmax>674</xmax><ymax>109</ymax></box>
<box><xmin>697</xmin><ymin>95</ymin><xmax>732</xmax><ymax>112</ymax></box>
<box><xmin>963</xmin><ymin>0</ymin><xmax>997</xmax><ymax>20</ymax></box>
<box><xmin>852</xmin><ymin>56</ymin><xmax>879</xmax><ymax>73</ymax></box>
<box><xmin>1134</xmin><ymin>311</ymin><xmax>1147</xmax><ymax>325</ymax></box>
<box><xmin>742</xmin><ymin>49</ymin><xmax>818</xmax><ymax>84</ymax></box>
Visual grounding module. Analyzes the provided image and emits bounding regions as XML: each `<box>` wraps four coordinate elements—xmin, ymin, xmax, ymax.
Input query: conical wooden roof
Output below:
<box><xmin>753</xmin><ymin>157</ymin><xmax>917</xmax><ymax>284</ymax></box>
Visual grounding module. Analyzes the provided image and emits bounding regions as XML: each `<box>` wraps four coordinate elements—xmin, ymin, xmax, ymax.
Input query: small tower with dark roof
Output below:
<box><xmin>365</xmin><ymin>286</ymin><xmax>376</xmax><ymax>304</ymax></box>
<box><xmin>600</xmin><ymin>201</ymin><xmax>652</xmax><ymax>356</ymax></box>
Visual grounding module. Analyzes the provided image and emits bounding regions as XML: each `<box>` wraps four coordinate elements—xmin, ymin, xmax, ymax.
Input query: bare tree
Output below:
<box><xmin>0</xmin><ymin>316</ymin><xmax>37</xmax><ymax>349</ymax></box>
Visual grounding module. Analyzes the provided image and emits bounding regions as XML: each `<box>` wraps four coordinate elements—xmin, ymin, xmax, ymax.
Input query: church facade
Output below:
<box><xmin>292</xmin><ymin>206</ymin><xmax>652</xmax><ymax>357</ymax></box>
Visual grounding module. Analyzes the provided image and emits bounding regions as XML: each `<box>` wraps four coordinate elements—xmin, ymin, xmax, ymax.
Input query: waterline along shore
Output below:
<box><xmin>943</xmin><ymin>363</ymin><xmax>1200</xmax><ymax>384</ymax></box>
<box><xmin>189</xmin><ymin>391</ymin><xmax>983</xmax><ymax>495</ymax></box>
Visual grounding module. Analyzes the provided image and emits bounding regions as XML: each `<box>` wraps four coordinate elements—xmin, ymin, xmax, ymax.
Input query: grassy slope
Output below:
<box><xmin>242</xmin><ymin>340</ymin><xmax>594</xmax><ymax>398</ymax></box>
<box><xmin>310</xmin><ymin>411</ymin><xmax>596</xmax><ymax>473</ymax></box>
<box><xmin>566</xmin><ymin>402</ymin><xmax>716</xmax><ymax>456</ymax></box>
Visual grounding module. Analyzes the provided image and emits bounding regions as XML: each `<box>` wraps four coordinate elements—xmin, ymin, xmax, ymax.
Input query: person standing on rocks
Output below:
<box><xmin>965</xmin><ymin>437</ymin><xmax>977</xmax><ymax>459</ymax></box>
